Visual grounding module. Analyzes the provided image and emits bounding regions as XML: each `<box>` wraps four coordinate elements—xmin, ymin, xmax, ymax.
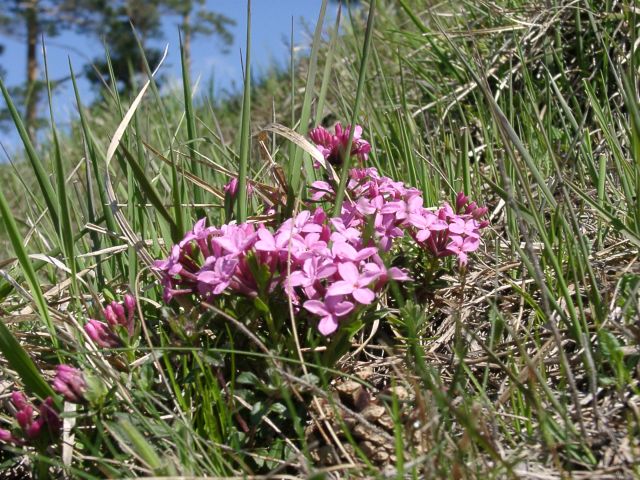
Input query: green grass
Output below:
<box><xmin>1</xmin><ymin>0</ymin><xmax>639</xmax><ymax>478</ymax></box>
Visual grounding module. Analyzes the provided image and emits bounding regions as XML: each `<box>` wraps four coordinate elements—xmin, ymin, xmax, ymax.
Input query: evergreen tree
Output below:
<box><xmin>0</xmin><ymin>0</ymin><xmax>68</xmax><ymax>139</ymax></box>
<box><xmin>73</xmin><ymin>0</ymin><xmax>234</xmax><ymax>93</ymax></box>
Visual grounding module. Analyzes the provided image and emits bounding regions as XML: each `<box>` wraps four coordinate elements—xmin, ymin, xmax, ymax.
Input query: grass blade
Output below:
<box><xmin>119</xmin><ymin>143</ymin><xmax>181</xmax><ymax>242</ymax></box>
<box><xmin>315</xmin><ymin>2</ymin><xmax>342</xmax><ymax>126</ymax></box>
<box><xmin>0</xmin><ymin>78</ymin><xmax>59</xmax><ymax>227</ymax></box>
<box><xmin>333</xmin><ymin>0</ymin><xmax>376</xmax><ymax>215</ymax></box>
<box><xmin>43</xmin><ymin>39</ymin><xmax>78</xmax><ymax>297</ymax></box>
<box><xmin>0</xmin><ymin>321</ymin><xmax>55</xmax><ymax>399</ymax></box>
<box><xmin>0</xmin><ymin>187</ymin><xmax>58</xmax><ymax>347</ymax></box>
<box><xmin>288</xmin><ymin>0</ymin><xmax>328</xmax><ymax>197</ymax></box>
<box><xmin>180</xmin><ymin>31</ymin><xmax>205</xmax><ymax>219</ymax></box>
<box><xmin>236</xmin><ymin>0</ymin><xmax>252</xmax><ymax>223</ymax></box>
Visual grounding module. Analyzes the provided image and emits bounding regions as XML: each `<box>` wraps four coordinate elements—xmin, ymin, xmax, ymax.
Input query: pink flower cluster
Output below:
<box><xmin>154</xmin><ymin>207</ymin><xmax>408</xmax><ymax>335</ymax></box>
<box><xmin>155</xmin><ymin>124</ymin><xmax>488</xmax><ymax>336</ymax></box>
<box><xmin>0</xmin><ymin>392</ymin><xmax>60</xmax><ymax>445</ymax></box>
<box><xmin>1</xmin><ymin>365</ymin><xmax>87</xmax><ymax>445</ymax></box>
<box><xmin>84</xmin><ymin>294</ymin><xmax>136</xmax><ymax>348</ymax></box>
<box><xmin>310</xmin><ymin>169</ymin><xmax>488</xmax><ymax>266</ymax></box>
<box><xmin>309</xmin><ymin>123</ymin><xmax>371</xmax><ymax>167</ymax></box>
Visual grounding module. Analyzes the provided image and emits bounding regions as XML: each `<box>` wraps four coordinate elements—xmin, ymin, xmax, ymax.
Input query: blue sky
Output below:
<box><xmin>0</xmin><ymin>1</ymin><xmax>337</xmax><ymax>147</ymax></box>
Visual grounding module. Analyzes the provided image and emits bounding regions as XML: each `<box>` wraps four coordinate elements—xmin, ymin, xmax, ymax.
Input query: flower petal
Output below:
<box><xmin>303</xmin><ymin>300</ymin><xmax>328</xmax><ymax>316</ymax></box>
<box><xmin>353</xmin><ymin>287</ymin><xmax>375</xmax><ymax>304</ymax></box>
<box><xmin>317</xmin><ymin>315</ymin><xmax>339</xmax><ymax>336</ymax></box>
<box><xmin>326</xmin><ymin>280</ymin><xmax>355</xmax><ymax>297</ymax></box>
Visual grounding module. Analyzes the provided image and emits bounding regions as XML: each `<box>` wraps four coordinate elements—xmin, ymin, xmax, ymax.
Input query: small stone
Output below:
<box><xmin>362</xmin><ymin>404</ymin><xmax>386</xmax><ymax>422</ymax></box>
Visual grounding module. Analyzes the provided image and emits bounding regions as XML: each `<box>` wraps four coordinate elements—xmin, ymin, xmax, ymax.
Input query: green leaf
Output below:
<box><xmin>114</xmin><ymin>417</ymin><xmax>170</xmax><ymax>475</ymax></box>
<box><xmin>44</xmin><ymin>42</ymin><xmax>79</xmax><ymax>297</ymax></box>
<box><xmin>236</xmin><ymin>371</ymin><xmax>260</xmax><ymax>385</ymax></box>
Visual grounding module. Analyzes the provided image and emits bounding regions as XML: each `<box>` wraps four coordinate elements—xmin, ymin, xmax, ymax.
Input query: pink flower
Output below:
<box><xmin>197</xmin><ymin>256</ymin><xmax>238</xmax><ymax>296</ymax></box>
<box><xmin>414</xmin><ymin>211</ymin><xmax>448</xmax><ymax>243</ymax></box>
<box><xmin>326</xmin><ymin>262</ymin><xmax>380</xmax><ymax>304</ymax></box>
<box><xmin>156</xmin><ymin>162</ymin><xmax>490</xmax><ymax>337</ymax></box>
<box><xmin>363</xmin><ymin>261</ymin><xmax>411</xmax><ymax>287</ymax></box>
<box><xmin>448</xmin><ymin>217</ymin><xmax>481</xmax><ymax>239</ymax></box>
<box><xmin>309</xmin><ymin>123</ymin><xmax>371</xmax><ymax>167</ymax></box>
<box><xmin>446</xmin><ymin>235</ymin><xmax>481</xmax><ymax>266</ymax></box>
<box><xmin>52</xmin><ymin>365</ymin><xmax>87</xmax><ymax>403</ymax></box>
<box><xmin>330</xmin><ymin>218</ymin><xmax>362</xmax><ymax>245</ymax></box>
<box><xmin>379</xmin><ymin>195</ymin><xmax>425</xmax><ymax>227</ymax></box>
<box><xmin>331</xmin><ymin>242</ymin><xmax>377</xmax><ymax>263</ymax></box>
<box><xmin>309</xmin><ymin>180</ymin><xmax>334</xmax><ymax>201</ymax></box>
<box><xmin>303</xmin><ymin>296</ymin><xmax>355</xmax><ymax>335</ymax></box>
<box><xmin>214</xmin><ymin>224</ymin><xmax>257</xmax><ymax>257</ymax></box>
<box><xmin>287</xmin><ymin>257</ymin><xmax>337</xmax><ymax>290</ymax></box>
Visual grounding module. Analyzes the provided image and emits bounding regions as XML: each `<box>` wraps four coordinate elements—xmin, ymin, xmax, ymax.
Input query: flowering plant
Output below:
<box><xmin>154</xmin><ymin>124</ymin><xmax>488</xmax><ymax>348</ymax></box>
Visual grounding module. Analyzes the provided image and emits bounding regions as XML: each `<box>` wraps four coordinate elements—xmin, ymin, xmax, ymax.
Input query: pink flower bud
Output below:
<box><xmin>124</xmin><ymin>294</ymin><xmax>136</xmax><ymax>335</ymax></box>
<box><xmin>15</xmin><ymin>405</ymin><xmax>33</xmax><ymax>431</ymax></box>
<box><xmin>5</xmin><ymin>393</ymin><xmax>60</xmax><ymax>443</ymax></box>
<box><xmin>111</xmin><ymin>302</ymin><xmax>126</xmax><ymax>326</ymax></box>
<box><xmin>10</xmin><ymin>391</ymin><xmax>28</xmax><ymax>410</ymax></box>
<box><xmin>223</xmin><ymin>178</ymin><xmax>254</xmax><ymax>199</ymax></box>
<box><xmin>25</xmin><ymin>418</ymin><xmax>44</xmax><ymax>439</ymax></box>
<box><xmin>465</xmin><ymin>201</ymin><xmax>477</xmax><ymax>214</ymax></box>
<box><xmin>104</xmin><ymin>305</ymin><xmax>118</xmax><ymax>328</ymax></box>
<box><xmin>456</xmin><ymin>192</ymin><xmax>469</xmax><ymax>212</ymax></box>
<box><xmin>52</xmin><ymin>365</ymin><xmax>87</xmax><ymax>403</ymax></box>
<box><xmin>85</xmin><ymin>320</ymin><xmax>120</xmax><ymax>348</ymax></box>
<box><xmin>124</xmin><ymin>294</ymin><xmax>135</xmax><ymax>319</ymax></box>
<box><xmin>0</xmin><ymin>428</ymin><xmax>14</xmax><ymax>443</ymax></box>
<box><xmin>223</xmin><ymin>178</ymin><xmax>239</xmax><ymax>196</ymax></box>
<box><xmin>39</xmin><ymin>397</ymin><xmax>61</xmax><ymax>433</ymax></box>
<box><xmin>472</xmin><ymin>206</ymin><xmax>489</xmax><ymax>220</ymax></box>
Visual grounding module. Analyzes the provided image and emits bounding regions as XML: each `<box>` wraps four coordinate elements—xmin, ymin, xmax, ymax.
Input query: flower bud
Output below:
<box><xmin>85</xmin><ymin>320</ymin><xmax>120</xmax><ymax>348</ymax></box>
<box><xmin>223</xmin><ymin>178</ymin><xmax>254</xmax><ymax>199</ymax></box>
<box><xmin>53</xmin><ymin>365</ymin><xmax>87</xmax><ymax>403</ymax></box>
<box><xmin>472</xmin><ymin>206</ymin><xmax>488</xmax><ymax>220</ymax></box>
<box><xmin>111</xmin><ymin>302</ymin><xmax>126</xmax><ymax>325</ymax></box>
<box><xmin>38</xmin><ymin>397</ymin><xmax>61</xmax><ymax>436</ymax></box>
<box><xmin>0</xmin><ymin>428</ymin><xmax>14</xmax><ymax>443</ymax></box>
<box><xmin>123</xmin><ymin>294</ymin><xmax>136</xmax><ymax>335</ymax></box>
<box><xmin>223</xmin><ymin>177</ymin><xmax>239</xmax><ymax>197</ymax></box>
<box><xmin>10</xmin><ymin>391</ymin><xmax>28</xmax><ymax>410</ymax></box>
<box><xmin>104</xmin><ymin>304</ymin><xmax>118</xmax><ymax>328</ymax></box>
<box><xmin>456</xmin><ymin>192</ymin><xmax>469</xmax><ymax>213</ymax></box>
<box><xmin>15</xmin><ymin>404</ymin><xmax>33</xmax><ymax>431</ymax></box>
<box><xmin>25</xmin><ymin>418</ymin><xmax>44</xmax><ymax>439</ymax></box>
